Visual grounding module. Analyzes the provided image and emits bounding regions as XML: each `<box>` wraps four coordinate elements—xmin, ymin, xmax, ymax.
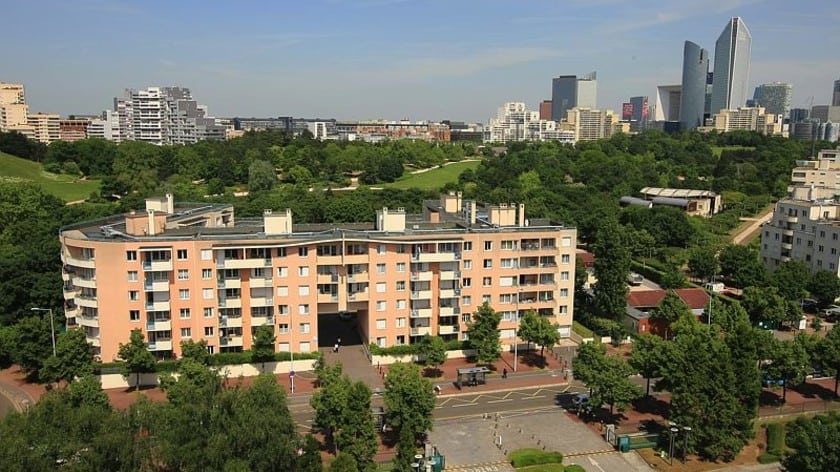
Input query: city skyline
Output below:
<box><xmin>3</xmin><ymin>0</ymin><xmax>839</xmax><ymax>123</ymax></box>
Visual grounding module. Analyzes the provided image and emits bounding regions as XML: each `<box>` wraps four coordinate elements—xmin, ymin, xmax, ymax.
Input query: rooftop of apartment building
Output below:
<box><xmin>61</xmin><ymin>193</ymin><xmax>569</xmax><ymax>244</ymax></box>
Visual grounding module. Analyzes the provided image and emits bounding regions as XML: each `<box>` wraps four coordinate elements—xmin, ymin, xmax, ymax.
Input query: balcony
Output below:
<box><xmin>218</xmin><ymin>278</ymin><xmax>241</xmax><ymax>289</ymax></box>
<box><xmin>64</xmin><ymin>305</ymin><xmax>80</xmax><ymax>318</ymax></box>
<box><xmin>412</xmin><ymin>252</ymin><xmax>459</xmax><ymax>263</ymax></box>
<box><xmin>63</xmin><ymin>284</ymin><xmax>77</xmax><ymax>298</ymax></box>
<box><xmin>251</xmin><ymin>315</ymin><xmax>274</xmax><ymax>327</ymax></box>
<box><xmin>78</xmin><ymin>316</ymin><xmax>99</xmax><ymax>328</ymax></box>
<box><xmin>782</xmin><ymin>229</ymin><xmax>795</xmax><ymax>237</ymax></box>
<box><xmin>348</xmin><ymin>291</ymin><xmax>369</xmax><ymax>302</ymax></box>
<box><xmin>410</xmin><ymin>327</ymin><xmax>432</xmax><ymax>336</ymax></box>
<box><xmin>148</xmin><ymin>340</ymin><xmax>173</xmax><ymax>351</ymax></box>
<box><xmin>439</xmin><ymin>270</ymin><xmax>461</xmax><ymax>280</ymax></box>
<box><xmin>220</xmin><ymin>335</ymin><xmax>244</xmax><ymax>347</ymax></box>
<box><xmin>781</xmin><ymin>243</ymin><xmax>793</xmax><ymax>250</ymax></box>
<box><xmin>218</xmin><ymin>298</ymin><xmax>242</xmax><ymax>309</ymax></box>
<box><xmin>317</xmin><ymin>293</ymin><xmax>339</xmax><ymax>303</ymax></box>
<box><xmin>439</xmin><ymin>288</ymin><xmax>460</xmax><ymax>299</ymax></box>
<box><xmin>317</xmin><ymin>273</ymin><xmax>341</xmax><ymax>284</ymax></box>
<box><xmin>221</xmin><ymin>258</ymin><xmax>272</xmax><ymax>270</ymax></box>
<box><xmin>250</xmin><ymin>296</ymin><xmax>274</xmax><ymax>307</ymax></box>
<box><xmin>410</xmin><ymin>308</ymin><xmax>433</xmax><ymax>318</ymax></box>
<box><xmin>343</xmin><ymin>253</ymin><xmax>370</xmax><ymax>265</ymax></box>
<box><xmin>142</xmin><ymin>259</ymin><xmax>173</xmax><ymax>272</ymax></box>
<box><xmin>73</xmin><ymin>277</ymin><xmax>97</xmax><ymax>289</ymax></box>
<box><xmin>347</xmin><ymin>272</ymin><xmax>369</xmax><ymax>283</ymax></box>
<box><xmin>144</xmin><ymin>300</ymin><xmax>170</xmax><ymax>312</ymax></box>
<box><xmin>146</xmin><ymin>319</ymin><xmax>172</xmax><ymax>332</ymax></box>
<box><xmin>410</xmin><ymin>271</ymin><xmax>433</xmax><ymax>282</ymax></box>
<box><xmin>88</xmin><ymin>336</ymin><xmax>100</xmax><ymax>347</ymax></box>
<box><xmin>785</xmin><ymin>215</ymin><xmax>799</xmax><ymax>224</ymax></box>
<box><xmin>249</xmin><ymin>276</ymin><xmax>273</xmax><ymax>288</ymax></box>
<box><xmin>63</xmin><ymin>255</ymin><xmax>96</xmax><ymax>269</ymax></box>
<box><xmin>439</xmin><ymin>306</ymin><xmax>460</xmax><ymax>316</ymax></box>
<box><xmin>410</xmin><ymin>290</ymin><xmax>432</xmax><ymax>300</ymax></box>
<box><xmin>316</xmin><ymin>254</ymin><xmax>343</xmax><ymax>265</ymax></box>
<box><xmin>222</xmin><ymin>315</ymin><xmax>244</xmax><ymax>329</ymax></box>
<box><xmin>76</xmin><ymin>296</ymin><xmax>98</xmax><ymax>308</ymax></box>
<box><xmin>144</xmin><ymin>280</ymin><xmax>170</xmax><ymax>292</ymax></box>
<box><xmin>438</xmin><ymin>325</ymin><xmax>459</xmax><ymax>335</ymax></box>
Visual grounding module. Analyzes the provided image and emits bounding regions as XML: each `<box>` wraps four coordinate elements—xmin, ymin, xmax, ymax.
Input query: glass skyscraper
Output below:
<box><xmin>710</xmin><ymin>17</ymin><xmax>752</xmax><ymax>115</ymax></box>
<box><xmin>679</xmin><ymin>41</ymin><xmax>710</xmax><ymax>130</ymax></box>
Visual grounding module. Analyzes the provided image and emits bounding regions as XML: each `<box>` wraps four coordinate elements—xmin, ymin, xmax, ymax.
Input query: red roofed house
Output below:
<box><xmin>624</xmin><ymin>288</ymin><xmax>710</xmax><ymax>336</ymax></box>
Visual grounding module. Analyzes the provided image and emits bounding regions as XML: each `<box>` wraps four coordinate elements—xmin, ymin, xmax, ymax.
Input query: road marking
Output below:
<box><xmin>519</xmin><ymin>395</ymin><xmax>546</xmax><ymax>400</ymax></box>
<box><xmin>451</xmin><ymin>403</ymin><xmax>478</xmax><ymax>408</ymax></box>
<box><xmin>487</xmin><ymin>399</ymin><xmax>513</xmax><ymax>404</ymax></box>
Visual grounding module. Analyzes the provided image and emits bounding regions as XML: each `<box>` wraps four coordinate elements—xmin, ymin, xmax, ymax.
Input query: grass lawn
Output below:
<box><xmin>381</xmin><ymin>160</ymin><xmax>480</xmax><ymax>190</ymax></box>
<box><xmin>0</xmin><ymin>151</ymin><xmax>100</xmax><ymax>202</ymax></box>
<box><xmin>711</xmin><ymin>145</ymin><xmax>756</xmax><ymax>157</ymax></box>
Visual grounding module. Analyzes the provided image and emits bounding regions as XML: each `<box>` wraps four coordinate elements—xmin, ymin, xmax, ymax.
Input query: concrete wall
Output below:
<box><xmin>371</xmin><ymin>349</ymin><xmax>477</xmax><ymax>366</ymax></box>
<box><xmin>97</xmin><ymin>359</ymin><xmax>317</xmax><ymax>390</ymax></box>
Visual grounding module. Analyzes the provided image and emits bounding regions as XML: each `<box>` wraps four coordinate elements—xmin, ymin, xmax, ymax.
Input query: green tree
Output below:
<box><xmin>329</xmin><ymin>452</ymin><xmax>359</xmax><ymax>472</ymax></box>
<box><xmin>336</xmin><ymin>382</ymin><xmax>377</xmax><ymax>471</ymax></box>
<box><xmin>741</xmin><ymin>286</ymin><xmax>800</xmax><ymax>328</ymax></box>
<box><xmin>687</xmin><ymin>246</ymin><xmax>719</xmax><ymax>282</ymax></box>
<box><xmin>207</xmin><ymin>177</ymin><xmax>225</xmax><ymax>195</ymax></box>
<box><xmin>416</xmin><ymin>335</ymin><xmax>448</xmax><ymax>372</ymax></box>
<box><xmin>572</xmin><ymin>342</ymin><xmax>608</xmax><ymax>395</ymax></box>
<box><xmin>40</xmin><ymin>328</ymin><xmax>93</xmax><ymax>384</ymax></box>
<box><xmin>650</xmin><ymin>292</ymin><xmax>691</xmax><ymax>339</ymax></box>
<box><xmin>117</xmin><ymin>329</ymin><xmax>156</xmax><ymax>390</ymax></box>
<box><xmin>628</xmin><ymin>334</ymin><xmax>668</xmax><ymax>397</ymax></box>
<box><xmin>592</xmin><ymin>219</ymin><xmax>632</xmax><ymax>319</ymax></box>
<box><xmin>808</xmin><ymin>270</ymin><xmax>840</xmax><ymax>307</ymax></box>
<box><xmin>591</xmin><ymin>353</ymin><xmax>643</xmax><ymax>414</ymax></box>
<box><xmin>0</xmin><ymin>325</ymin><xmax>15</xmax><ymax>368</ymax></box>
<box><xmin>517</xmin><ymin>310</ymin><xmax>560</xmax><ymax>360</ymax></box>
<box><xmin>383</xmin><ymin>362</ymin><xmax>435</xmax><ymax>437</ymax></box>
<box><xmin>393</xmin><ymin>425</ymin><xmax>418</xmax><ymax>472</ymax></box>
<box><xmin>12</xmin><ymin>314</ymin><xmax>53</xmax><ymax>380</ymax></box>
<box><xmin>783</xmin><ymin>413</ymin><xmax>840</xmax><ymax>472</ymax></box>
<box><xmin>772</xmin><ymin>260</ymin><xmax>811</xmax><ymax>301</ymax></box>
<box><xmin>818</xmin><ymin>326</ymin><xmax>840</xmax><ymax>397</ymax></box>
<box><xmin>465</xmin><ymin>302</ymin><xmax>502</xmax><ymax>364</ymax></box>
<box><xmin>310</xmin><ymin>363</ymin><xmax>352</xmax><ymax>447</ymax></box>
<box><xmin>718</xmin><ymin>244</ymin><xmax>768</xmax><ymax>288</ymax></box>
<box><xmin>180</xmin><ymin>339</ymin><xmax>211</xmax><ymax>365</ymax></box>
<box><xmin>252</xmin><ymin>325</ymin><xmax>276</xmax><ymax>371</ymax></box>
<box><xmin>764</xmin><ymin>336</ymin><xmax>810</xmax><ymax>403</ymax></box>
<box><xmin>248</xmin><ymin>159</ymin><xmax>277</xmax><ymax>192</ymax></box>
<box><xmin>67</xmin><ymin>373</ymin><xmax>110</xmax><ymax>409</ymax></box>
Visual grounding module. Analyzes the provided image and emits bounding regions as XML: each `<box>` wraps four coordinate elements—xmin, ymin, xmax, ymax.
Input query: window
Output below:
<box><xmin>560</xmin><ymin>288</ymin><xmax>569</xmax><ymax>297</ymax></box>
<box><xmin>178</xmin><ymin>269</ymin><xmax>189</xmax><ymax>280</ymax></box>
<box><xmin>203</xmin><ymin>307</ymin><xmax>213</xmax><ymax>318</ymax></box>
<box><xmin>202</xmin><ymin>269</ymin><xmax>212</xmax><ymax>280</ymax></box>
<box><xmin>298</xmin><ymin>304</ymin><xmax>310</xmax><ymax>315</ymax></box>
<box><xmin>501</xmin><ymin>240</ymin><xmax>515</xmax><ymax>250</ymax></box>
<box><xmin>561</xmin><ymin>254</ymin><xmax>571</xmax><ymax>264</ymax></box>
<box><xmin>300</xmin><ymin>323</ymin><xmax>310</xmax><ymax>334</ymax></box>
<box><xmin>377</xmin><ymin>337</ymin><xmax>386</xmax><ymax>347</ymax></box>
<box><xmin>298</xmin><ymin>285</ymin><xmax>310</xmax><ymax>296</ymax></box>
<box><xmin>559</xmin><ymin>305</ymin><xmax>568</xmax><ymax>314</ymax></box>
<box><xmin>129</xmin><ymin>310</ymin><xmax>140</xmax><ymax>321</ymax></box>
<box><xmin>298</xmin><ymin>266</ymin><xmax>309</xmax><ymax>277</ymax></box>
<box><xmin>180</xmin><ymin>328</ymin><xmax>191</xmax><ymax>338</ymax></box>
<box><xmin>126</xmin><ymin>251</ymin><xmax>137</xmax><ymax>261</ymax></box>
<box><xmin>201</xmin><ymin>249</ymin><xmax>212</xmax><ymax>261</ymax></box>
<box><xmin>396</xmin><ymin>262</ymin><xmax>406</xmax><ymax>272</ymax></box>
<box><xmin>462</xmin><ymin>278</ymin><xmax>471</xmax><ymax>287</ymax></box>
<box><xmin>252</xmin><ymin>268</ymin><xmax>264</xmax><ymax>278</ymax></box>
<box><xmin>298</xmin><ymin>247</ymin><xmax>308</xmax><ymax>257</ymax></box>
<box><xmin>177</xmin><ymin>249</ymin><xmax>188</xmax><ymax>260</ymax></box>
<box><xmin>376</xmin><ymin>301</ymin><xmax>387</xmax><ymax>312</ymax></box>
<box><xmin>278</xmin><ymin>323</ymin><xmax>289</xmax><ymax>334</ymax></box>
<box><xmin>378</xmin><ymin>244</ymin><xmax>386</xmax><ymax>255</ymax></box>
<box><xmin>278</xmin><ymin>305</ymin><xmax>289</xmax><ymax>315</ymax></box>
<box><xmin>462</xmin><ymin>314</ymin><xmax>471</xmax><ymax>323</ymax></box>
<box><xmin>463</xmin><ymin>295</ymin><xmax>472</xmax><ymax>306</ymax></box>
<box><xmin>500</xmin><ymin>258</ymin><xmax>515</xmax><ymax>269</ymax></box>
<box><xmin>464</xmin><ymin>260</ymin><xmax>472</xmax><ymax>270</ymax></box>
<box><xmin>482</xmin><ymin>295</ymin><xmax>491</xmax><ymax>304</ymax></box>
<box><xmin>206</xmin><ymin>345</ymin><xmax>215</xmax><ymax>354</ymax></box>
<box><xmin>482</xmin><ymin>277</ymin><xmax>492</xmax><ymax>287</ymax></box>
<box><xmin>500</xmin><ymin>293</ymin><xmax>514</xmax><ymax>304</ymax></box>
<box><xmin>483</xmin><ymin>259</ymin><xmax>492</xmax><ymax>269</ymax></box>
<box><xmin>179</xmin><ymin>308</ymin><xmax>191</xmax><ymax>319</ymax></box>
<box><xmin>377</xmin><ymin>282</ymin><xmax>387</xmax><ymax>293</ymax></box>
<box><xmin>561</xmin><ymin>237</ymin><xmax>572</xmax><ymax>247</ymax></box>
<box><xmin>202</xmin><ymin>288</ymin><xmax>213</xmax><ymax>300</ymax></box>
<box><xmin>376</xmin><ymin>319</ymin><xmax>387</xmax><ymax>330</ymax></box>
<box><xmin>396</xmin><ymin>299</ymin><xmax>406</xmax><ymax>310</ymax></box>
<box><xmin>484</xmin><ymin>241</ymin><xmax>493</xmax><ymax>251</ymax></box>
<box><xmin>396</xmin><ymin>317</ymin><xmax>406</xmax><ymax>328</ymax></box>
<box><xmin>204</xmin><ymin>327</ymin><xmax>214</xmax><ymax>337</ymax></box>
<box><xmin>377</xmin><ymin>263</ymin><xmax>386</xmax><ymax>274</ymax></box>
<box><xmin>179</xmin><ymin>289</ymin><xmax>190</xmax><ymax>300</ymax></box>
<box><xmin>277</xmin><ymin>267</ymin><xmax>288</xmax><ymax>278</ymax></box>
<box><xmin>277</xmin><ymin>286</ymin><xmax>289</xmax><ymax>297</ymax></box>
<box><xmin>129</xmin><ymin>291</ymin><xmax>139</xmax><ymax>301</ymax></box>
<box><xmin>396</xmin><ymin>281</ymin><xmax>406</xmax><ymax>291</ymax></box>
<box><xmin>127</xmin><ymin>271</ymin><xmax>138</xmax><ymax>282</ymax></box>
<box><xmin>463</xmin><ymin>242</ymin><xmax>473</xmax><ymax>251</ymax></box>
<box><xmin>560</xmin><ymin>271</ymin><xmax>570</xmax><ymax>281</ymax></box>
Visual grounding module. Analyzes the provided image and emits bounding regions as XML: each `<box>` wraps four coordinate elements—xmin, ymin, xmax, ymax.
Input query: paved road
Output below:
<box><xmin>0</xmin><ymin>392</ymin><xmax>14</xmax><ymax>417</ymax></box>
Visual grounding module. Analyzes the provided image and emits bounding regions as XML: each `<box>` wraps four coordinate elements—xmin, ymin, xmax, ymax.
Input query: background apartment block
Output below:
<box><xmin>711</xmin><ymin>107</ymin><xmax>782</xmax><ymax>135</ymax></box>
<box><xmin>60</xmin><ymin>193</ymin><xmax>577</xmax><ymax>361</ymax></box>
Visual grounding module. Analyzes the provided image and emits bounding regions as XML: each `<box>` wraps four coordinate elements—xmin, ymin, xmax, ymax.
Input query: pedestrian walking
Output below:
<box><xmin>502</xmin><ymin>368</ymin><xmax>508</xmax><ymax>379</ymax></box>
<box><xmin>333</xmin><ymin>343</ymin><xmax>339</xmax><ymax>353</ymax></box>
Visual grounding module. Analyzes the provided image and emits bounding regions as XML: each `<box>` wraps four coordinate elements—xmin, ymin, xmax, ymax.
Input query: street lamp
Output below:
<box><xmin>682</xmin><ymin>426</ymin><xmax>692</xmax><ymax>463</ymax></box>
<box><xmin>668</xmin><ymin>426</ymin><xmax>679</xmax><ymax>466</ymax></box>
<box><xmin>30</xmin><ymin>307</ymin><xmax>57</xmax><ymax>357</ymax></box>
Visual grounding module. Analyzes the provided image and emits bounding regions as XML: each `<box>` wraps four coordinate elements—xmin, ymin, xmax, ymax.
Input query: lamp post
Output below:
<box><xmin>514</xmin><ymin>291</ymin><xmax>520</xmax><ymax>372</ymax></box>
<box><xmin>30</xmin><ymin>307</ymin><xmax>57</xmax><ymax>357</ymax></box>
<box><xmin>668</xmin><ymin>426</ymin><xmax>679</xmax><ymax>466</ymax></box>
<box><xmin>682</xmin><ymin>426</ymin><xmax>692</xmax><ymax>463</ymax></box>
<box><xmin>290</xmin><ymin>314</ymin><xmax>295</xmax><ymax>394</ymax></box>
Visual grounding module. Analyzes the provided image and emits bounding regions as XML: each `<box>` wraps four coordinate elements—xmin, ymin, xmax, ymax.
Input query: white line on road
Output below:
<box><xmin>487</xmin><ymin>399</ymin><xmax>513</xmax><ymax>404</ymax></box>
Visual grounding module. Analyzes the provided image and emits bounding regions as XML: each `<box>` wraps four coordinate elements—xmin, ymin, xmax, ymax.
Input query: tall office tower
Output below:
<box><xmin>753</xmin><ymin>82</ymin><xmax>793</xmax><ymax>117</ymax></box>
<box><xmin>711</xmin><ymin>17</ymin><xmax>752</xmax><ymax>115</ymax></box>
<box><xmin>654</xmin><ymin>85</ymin><xmax>682</xmax><ymax>122</ymax></box>
<box><xmin>0</xmin><ymin>82</ymin><xmax>31</xmax><ymax>135</ymax></box>
<box><xmin>833</xmin><ymin>79</ymin><xmax>840</xmax><ymax>106</ymax></box>
<box><xmin>679</xmin><ymin>41</ymin><xmax>710</xmax><ymax>130</ymax></box>
<box><xmin>539</xmin><ymin>100</ymin><xmax>552</xmax><ymax>121</ymax></box>
<box><xmin>790</xmin><ymin>108</ymin><xmax>810</xmax><ymax>123</ymax></box>
<box><xmin>629</xmin><ymin>96</ymin><xmax>649</xmax><ymax>131</ymax></box>
<box><xmin>550</xmin><ymin>72</ymin><xmax>597</xmax><ymax>121</ymax></box>
<box><xmin>551</xmin><ymin>76</ymin><xmax>577</xmax><ymax>122</ymax></box>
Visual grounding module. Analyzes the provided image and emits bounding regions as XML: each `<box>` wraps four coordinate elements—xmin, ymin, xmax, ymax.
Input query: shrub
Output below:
<box><xmin>758</xmin><ymin>453</ymin><xmax>779</xmax><ymax>464</ymax></box>
<box><xmin>572</xmin><ymin>321</ymin><xmax>594</xmax><ymax>339</ymax></box>
<box><xmin>564</xmin><ymin>465</ymin><xmax>586</xmax><ymax>472</ymax></box>
<box><xmin>508</xmin><ymin>448</ymin><xmax>564</xmax><ymax>468</ymax></box>
<box><xmin>766</xmin><ymin>423</ymin><xmax>785</xmax><ymax>456</ymax></box>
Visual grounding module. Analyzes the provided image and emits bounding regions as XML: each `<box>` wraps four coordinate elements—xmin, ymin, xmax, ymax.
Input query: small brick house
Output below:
<box><xmin>624</xmin><ymin>288</ymin><xmax>710</xmax><ymax>336</ymax></box>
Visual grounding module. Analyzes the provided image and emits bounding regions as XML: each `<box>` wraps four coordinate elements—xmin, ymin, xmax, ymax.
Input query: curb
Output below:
<box><xmin>438</xmin><ymin>380</ymin><xmax>570</xmax><ymax>398</ymax></box>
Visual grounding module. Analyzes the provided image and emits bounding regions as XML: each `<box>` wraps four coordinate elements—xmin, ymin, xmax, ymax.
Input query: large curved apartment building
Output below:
<box><xmin>60</xmin><ymin>193</ymin><xmax>577</xmax><ymax>361</ymax></box>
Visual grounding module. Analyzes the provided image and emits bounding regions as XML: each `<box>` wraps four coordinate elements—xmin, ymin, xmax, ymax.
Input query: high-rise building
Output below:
<box><xmin>487</xmin><ymin>102</ymin><xmax>574</xmax><ymax>143</ymax></box>
<box><xmin>712</xmin><ymin>107</ymin><xmax>782</xmax><ymax>135</ymax></box>
<box><xmin>627</xmin><ymin>96</ymin><xmax>649</xmax><ymax>132</ymax></box>
<box><xmin>790</xmin><ymin>108</ymin><xmax>810</xmax><ymax>123</ymax></box>
<box><xmin>654</xmin><ymin>85</ymin><xmax>682</xmax><ymax>122</ymax></box>
<box><xmin>88</xmin><ymin>110</ymin><xmax>122</xmax><ymax>142</ymax></box>
<box><xmin>710</xmin><ymin>17</ymin><xmax>752</xmax><ymax>115</ymax></box>
<box><xmin>833</xmin><ymin>79</ymin><xmax>840</xmax><ymax>107</ymax></box>
<box><xmin>753</xmin><ymin>83</ymin><xmax>793</xmax><ymax>117</ymax></box>
<box><xmin>0</xmin><ymin>82</ymin><xmax>34</xmax><ymax>137</ymax></box>
<box><xmin>26</xmin><ymin>113</ymin><xmax>60</xmax><ymax>143</ymax></box>
<box><xmin>560</xmin><ymin>107</ymin><xmax>622</xmax><ymax>142</ymax></box>
<box><xmin>59</xmin><ymin>193</ymin><xmax>577</xmax><ymax>361</ymax></box>
<box><xmin>550</xmin><ymin>73</ymin><xmax>597</xmax><ymax>122</ymax></box>
<box><xmin>810</xmin><ymin>105</ymin><xmax>840</xmax><ymax>124</ymax></box>
<box><xmin>679</xmin><ymin>41</ymin><xmax>710</xmax><ymax>130</ymax></box>
<box><xmin>539</xmin><ymin>100</ymin><xmax>552</xmax><ymax>121</ymax></box>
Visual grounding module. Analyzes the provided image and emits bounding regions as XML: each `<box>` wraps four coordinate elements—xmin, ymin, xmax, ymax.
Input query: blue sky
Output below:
<box><xmin>3</xmin><ymin>0</ymin><xmax>839</xmax><ymax>123</ymax></box>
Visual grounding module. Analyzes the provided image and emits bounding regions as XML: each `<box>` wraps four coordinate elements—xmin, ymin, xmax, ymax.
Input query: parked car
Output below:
<box><xmin>822</xmin><ymin>305</ymin><xmax>840</xmax><ymax>322</ymax></box>
<box><xmin>761</xmin><ymin>375</ymin><xmax>785</xmax><ymax>387</ymax></box>
<box><xmin>800</xmin><ymin>298</ymin><xmax>819</xmax><ymax>313</ymax></box>
<box><xmin>571</xmin><ymin>393</ymin><xmax>590</xmax><ymax>410</ymax></box>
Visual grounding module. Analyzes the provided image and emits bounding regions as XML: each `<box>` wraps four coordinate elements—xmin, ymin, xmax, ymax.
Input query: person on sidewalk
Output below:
<box><xmin>333</xmin><ymin>343</ymin><xmax>339</xmax><ymax>353</ymax></box>
<box><xmin>502</xmin><ymin>368</ymin><xmax>508</xmax><ymax>379</ymax></box>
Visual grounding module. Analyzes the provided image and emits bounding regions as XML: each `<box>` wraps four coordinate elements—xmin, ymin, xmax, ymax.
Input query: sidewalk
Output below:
<box><xmin>0</xmin><ymin>366</ymin><xmax>44</xmax><ymax>413</ymax></box>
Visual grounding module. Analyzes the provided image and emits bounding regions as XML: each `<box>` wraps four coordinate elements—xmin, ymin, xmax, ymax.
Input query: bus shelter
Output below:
<box><xmin>455</xmin><ymin>367</ymin><xmax>491</xmax><ymax>389</ymax></box>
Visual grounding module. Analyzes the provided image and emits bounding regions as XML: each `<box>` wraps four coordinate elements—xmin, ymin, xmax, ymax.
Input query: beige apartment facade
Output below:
<box><xmin>60</xmin><ymin>193</ymin><xmax>577</xmax><ymax>361</ymax></box>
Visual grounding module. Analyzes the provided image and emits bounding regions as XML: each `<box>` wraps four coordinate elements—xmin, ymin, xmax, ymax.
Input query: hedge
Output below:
<box><xmin>508</xmin><ymin>448</ymin><xmax>564</xmax><ymax>468</ymax></box>
<box><xmin>572</xmin><ymin>321</ymin><xmax>594</xmax><ymax>339</ymax></box>
<box><xmin>92</xmin><ymin>350</ymin><xmax>319</xmax><ymax>374</ymax></box>
<box><xmin>766</xmin><ymin>423</ymin><xmax>785</xmax><ymax>456</ymax></box>
<box><xmin>757</xmin><ymin>453</ymin><xmax>780</xmax><ymax>464</ymax></box>
<box><xmin>369</xmin><ymin>338</ymin><xmax>471</xmax><ymax>356</ymax></box>
<box><xmin>564</xmin><ymin>466</ymin><xmax>586</xmax><ymax>472</ymax></box>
